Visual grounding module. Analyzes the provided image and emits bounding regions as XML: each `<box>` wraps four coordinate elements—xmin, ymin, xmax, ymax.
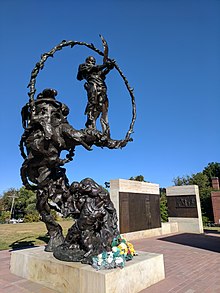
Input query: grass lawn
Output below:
<box><xmin>1</xmin><ymin>221</ymin><xmax>220</xmax><ymax>251</ymax></box>
<box><xmin>204</xmin><ymin>226</ymin><xmax>220</xmax><ymax>232</ymax></box>
<box><xmin>0</xmin><ymin>220</ymin><xmax>73</xmax><ymax>250</ymax></box>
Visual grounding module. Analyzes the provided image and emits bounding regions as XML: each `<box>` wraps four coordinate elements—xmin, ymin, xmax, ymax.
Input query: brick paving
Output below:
<box><xmin>0</xmin><ymin>249</ymin><xmax>57</xmax><ymax>293</ymax></box>
<box><xmin>0</xmin><ymin>231</ymin><xmax>220</xmax><ymax>293</ymax></box>
<box><xmin>135</xmin><ymin>231</ymin><xmax>220</xmax><ymax>293</ymax></box>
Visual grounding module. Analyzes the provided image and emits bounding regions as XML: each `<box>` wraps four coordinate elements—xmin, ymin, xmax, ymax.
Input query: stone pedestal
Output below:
<box><xmin>166</xmin><ymin>185</ymin><xmax>203</xmax><ymax>233</ymax></box>
<box><xmin>10</xmin><ymin>247</ymin><xmax>165</xmax><ymax>293</ymax></box>
<box><xmin>110</xmin><ymin>179</ymin><xmax>161</xmax><ymax>233</ymax></box>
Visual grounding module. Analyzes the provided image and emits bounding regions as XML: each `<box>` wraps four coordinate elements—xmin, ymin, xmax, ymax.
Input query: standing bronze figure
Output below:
<box><xmin>77</xmin><ymin>56</ymin><xmax>115</xmax><ymax>137</ymax></box>
<box><xmin>20</xmin><ymin>36</ymin><xmax>136</xmax><ymax>264</ymax></box>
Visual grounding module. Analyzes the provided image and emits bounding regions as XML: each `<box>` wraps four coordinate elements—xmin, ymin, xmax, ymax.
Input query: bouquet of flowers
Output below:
<box><xmin>92</xmin><ymin>235</ymin><xmax>137</xmax><ymax>270</ymax></box>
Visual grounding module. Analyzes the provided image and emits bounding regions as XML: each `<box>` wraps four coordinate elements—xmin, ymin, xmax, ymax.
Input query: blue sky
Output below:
<box><xmin>0</xmin><ymin>0</ymin><xmax>219</xmax><ymax>194</ymax></box>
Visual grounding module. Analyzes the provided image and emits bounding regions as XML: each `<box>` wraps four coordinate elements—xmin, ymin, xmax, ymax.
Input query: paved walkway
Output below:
<box><xmin>136</xmin><ymin>231</ymin><xmax>220</xmax><ymax>293</ymax></box>
<box><xmin>0</xmin><ymin>231</ymin><xmax>220</xmax><ymax>293</ymax></box>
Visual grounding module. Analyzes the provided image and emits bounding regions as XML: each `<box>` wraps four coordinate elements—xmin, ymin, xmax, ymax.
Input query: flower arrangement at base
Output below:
<box><xmin>92</xmin><ymin>235</ymin><xmax>137</xmax><ymax>270</ymax></box>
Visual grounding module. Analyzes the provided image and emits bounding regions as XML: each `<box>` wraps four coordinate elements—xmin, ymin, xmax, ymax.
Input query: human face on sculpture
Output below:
<box><xmin>86</xmin><ymin>56</ymin><xmax>96</xmax><ymax>65</ymax></box>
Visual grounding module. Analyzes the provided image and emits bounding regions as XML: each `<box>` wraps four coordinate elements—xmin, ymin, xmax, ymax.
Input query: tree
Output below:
<box><xmin>188</xmin><ymin>172</ymin><xmax>213</xmax><ymax>222</ymax></box>
<box><xmin>0</xmin><ymin>211</ymin><xmax>11</xmax><ymax>223</ymax></box>
<box><xmin>0</xmin><ymin>188</ymin><xmax>19</xmax><ymax>219</ymax></box>
<box><xmin>173</xmin><ymin>175</ymin><xmax>191</xmax><ymax>186</ymax></box>
<box><xmin>0</xmin><ymin>186</ymin><xmax>37</xmax><ymax>220</ymax></box>
<box><xmin>129</xmin><ymin>175</ymin><xmax>146</xmax><ymax>182</ymax></box>
<box><xmin>203</xmin><ymin>162</ymin><xmax>220</xmax><ymax>185</ymax></box>
<box><xmin>160</xmin><ymin>188</ymin><xmax>168</xmax><ymax>222</ymax></box>
<box><xmin>0</xmin><ymin>188</ymin><xmax>18</xmax><ymax>210</ymax></box>
<box><xmin>23</xmin><ymin>211</ymin><xmax>40</xmax><ymax>223</ymax></box>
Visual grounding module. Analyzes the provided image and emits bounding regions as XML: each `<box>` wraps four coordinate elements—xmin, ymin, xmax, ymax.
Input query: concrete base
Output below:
<box><xmin>10</xmin><ymin>247</ymin><xmax>165</xmax><ymax>293</ymax></box>
<box><xmin>169</xmin><ymin>217</ymin><xmax>204</xmax><ymax>234</ymax></box>
<box><xmin>122</xmin><ymin>222</ymin><xmax>179</xmax><ymax>241</ymax></box>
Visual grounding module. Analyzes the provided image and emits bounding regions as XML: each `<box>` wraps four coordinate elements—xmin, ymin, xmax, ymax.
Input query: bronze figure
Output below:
<box><xmin>20</xmin><ymin>36</ymin><xmax>136</xmax><ymax>263</ymax></box>
<box><xmin>77</xmin><ymin>56</ymin><xmax>115</xmax><ymax>137</ymax></box>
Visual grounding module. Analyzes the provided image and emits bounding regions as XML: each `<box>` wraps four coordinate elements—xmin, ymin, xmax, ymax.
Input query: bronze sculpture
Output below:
<box><xmin>20</xmin><ymin>36</ymin><xmax>136</xmax><ymax>264</ymax></box>
<box><xmin>77</xmin><ymin>56</ymin><xmax>115</xmax><ymax>137</ymax></box>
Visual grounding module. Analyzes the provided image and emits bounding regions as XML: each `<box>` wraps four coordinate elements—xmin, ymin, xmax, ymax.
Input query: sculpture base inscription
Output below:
<box><xmin>119</xmin><ymin>192</ymin><xmax>161</xmax><ymax>233</ymax></box>
<box><xmin>167</xmin><ymin>195</ymin><xmax>198</xmax><ymax>218</ymax></box>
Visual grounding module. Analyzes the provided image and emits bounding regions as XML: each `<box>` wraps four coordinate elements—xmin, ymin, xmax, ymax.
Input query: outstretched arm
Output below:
<box><xmin>101</xmin><ymin>59</ymin><xmax>115</xmax><ymax>76</ymax></box>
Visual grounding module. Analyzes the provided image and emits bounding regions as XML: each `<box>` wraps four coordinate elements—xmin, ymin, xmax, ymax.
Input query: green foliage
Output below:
<box><xmin>0</xmin><ymin>186</ymin><xmax>37</xmax><ymax>221</ymax></box>
<box><xmin>203</xmin><ymin>162</ymin><xmax>220</xmax><ymax>185</ymax></box>
<box><xmin>188</xmin><ymin>173</ymin><xmax>210</xmax><ymax>189</ymax></box>
<box><xmin>0</xmin><ymin>211</ymin><xmax>11</xmax><ymax>223</ymax></box>
<box><xmin>0</xmin><ymin>188</ymin><xmax>19</xmax><ymax>212</ymax></box>
<box><xmin>23</xmin><ymin>211</ymin><xmax>40</xmax><ymax>223</ymax></box>
<box><xmin>129</xmin><ymin>175</ymin><xmax>146</xmax><ymax>182</ymax></box>
<box><xmin>173</xmin><ymin>175</ymin><xmax>191</xmax><ymax>186</ymax></box>
<box><xmin>19</xmin><ymin>187</ymin><xmax>37</xmax><ymax>216</ymax></box>
<box><xmin>202</xmin><ymin>215</ymin><xmax>211</xmax><ymax>226</ymax></box>
<box><xmin>172</xmin><ymin>162</ymin><xmax>220</xmax><ymax>222</ymax></box>
<box><xmin>25</xmin><ymin>203</ymin><xmax>36</xmax><ymax>213</ymax></box>
<box><xmin>160</xmin><ymin>188</ymin><xmax>168</xmax><ymax>222</ymax></box>
<box><xmin>0</xmin><ymin>186</ymin><xmax>61</xmax><ymax>223</ymax></box>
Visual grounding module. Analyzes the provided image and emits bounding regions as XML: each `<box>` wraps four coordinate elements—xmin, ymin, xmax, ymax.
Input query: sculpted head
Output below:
<box><xmin>85</xmin><ymin>56</ymin><xmax>96</xmax><ymax>65</ymax></box>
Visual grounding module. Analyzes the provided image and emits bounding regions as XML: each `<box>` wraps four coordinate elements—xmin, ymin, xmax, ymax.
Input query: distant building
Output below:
<box><xmin>211</xmin><ymin>177</ymin><xmax>220</xmax><ymax>224</ymax></box>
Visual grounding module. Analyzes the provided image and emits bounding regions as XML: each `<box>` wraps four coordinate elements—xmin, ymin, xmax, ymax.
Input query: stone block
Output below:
<box><xmin>169</xmin><ymin>217</ymin><xmax>203</xmax><ymax>233</ymax></box>
<box><xmin>122</xmin><ymin>222</ymin><xmax>179</xmax><ymax>241</ymax></box>
<box><xmin>166</xmin><ymin>185</ymin><xmax>203</xmax><ymax>233</ymax></box>
<box><xmin>110</xmin><ymin>179</ymin><xmax>160</xmax><ymax>232</ymax></box>
<box><xmin>10</xmin><ymin>247</ymin><xmax>165</xmax><ymax>293</ymax></box>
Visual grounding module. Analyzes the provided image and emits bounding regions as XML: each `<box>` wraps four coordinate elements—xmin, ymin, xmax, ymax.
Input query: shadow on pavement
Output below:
<box><xmin>158</xmin><ymin>233</ymin><xmax>220</xmax><ymax>253</ymax></box>
<box><xmin>204</xmin><ymin>229</ymin><xmax>220</xmax><ymax>235</ymax></box>
<box><xmin>9</xmin><ymin>235</ymin><xmax>49</xmax><ymax>251</ymax></box>
<box><xmin>9</xmin><ymin>237</ymin><xmax>36</xmax><ymax>250</ymax></box>
<box><xmin>37</xmin><ymin>235</ymin><xmax>49</xmax><ymax>244</ymax></box>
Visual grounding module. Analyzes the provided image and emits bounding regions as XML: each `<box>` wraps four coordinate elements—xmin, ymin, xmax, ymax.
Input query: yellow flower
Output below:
<box><xmin>118</xmin><ymin>243</ymin><xmax>128</xmax><ymax>255</ymax></box>
<box><xmin>127</xmin><ymin>242</ymin><xmax>135</xmax><ymax>255</ymax></box>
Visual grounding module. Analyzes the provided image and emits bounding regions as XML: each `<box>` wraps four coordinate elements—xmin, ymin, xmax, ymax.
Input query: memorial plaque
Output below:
<box><xmin>119</xmin><ymin>192</ymin><xmax>161</xmax><ymax>233</ymax></box>
<box><xmin>167</xmin><ymin>195</ymin><xmax>198</xmax><ymax>218</ymax></box>
<box><xmin>175</xmin><ymin>196</ymin><xmax>196</xmax><ymax>208</ymax></box>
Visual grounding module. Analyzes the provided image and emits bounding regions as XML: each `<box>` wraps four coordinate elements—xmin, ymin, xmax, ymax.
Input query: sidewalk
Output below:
<box><xmin>0</xmin><ymin>231</ymin><xmax>220</xmax><ymax>293</ymax></box>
